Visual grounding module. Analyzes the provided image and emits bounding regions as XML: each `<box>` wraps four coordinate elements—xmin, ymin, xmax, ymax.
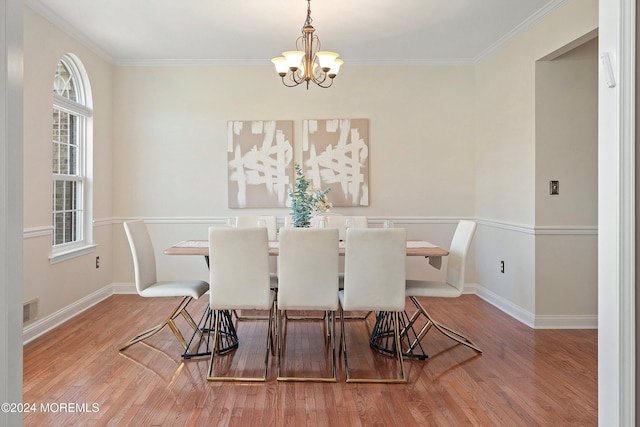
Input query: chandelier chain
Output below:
<box><xmin>304</xmin><ymin>0</ymin><xmax>313</xmax><ymax>29</ymax></box>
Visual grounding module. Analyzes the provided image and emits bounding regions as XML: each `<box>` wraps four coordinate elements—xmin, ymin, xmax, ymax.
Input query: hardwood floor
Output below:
<box><xmin>23</xmin><ymin>294</ymin><xmax>597</xmax><ymax>426</ymax></box>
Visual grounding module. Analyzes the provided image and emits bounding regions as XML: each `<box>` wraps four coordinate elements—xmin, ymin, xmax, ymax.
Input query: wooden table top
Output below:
<box><xmin>164</xmin><ymin>240</ymin><xmax>449</xmax><ymax>258</ymax></box>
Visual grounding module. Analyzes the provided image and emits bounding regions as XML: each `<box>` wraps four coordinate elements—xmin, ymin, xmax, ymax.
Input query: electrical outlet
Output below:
<box><xmin>95</xmin><ymin>256</ymin><xmax>100</xmax><ymax>269</ymax></box>
<box><xmin>500</xmin><ymin>260</ymin><xmax>505</xmax><ymax>273</ymax></box>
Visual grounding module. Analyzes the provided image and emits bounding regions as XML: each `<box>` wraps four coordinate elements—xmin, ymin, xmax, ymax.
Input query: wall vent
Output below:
<box><xmin>23</xmin><ymin>298</ymin><xmax>39</xmax><ymax>325</ymax></box>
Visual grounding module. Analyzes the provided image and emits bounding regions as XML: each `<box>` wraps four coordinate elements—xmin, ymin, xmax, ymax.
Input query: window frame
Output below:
<box><xmin>50</xmin><ymin>55</ymin><xmax>95</xmax><ymax>264</ymax></box>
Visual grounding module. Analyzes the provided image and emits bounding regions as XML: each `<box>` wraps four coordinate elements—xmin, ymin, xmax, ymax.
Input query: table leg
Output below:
<box><xmin>369</xmin><ymin>311</ymin><xmax>429</xmax><ymax>360</ymax></box>
<box><xmin>182</xmin><ymin>305</ymin><xmax>239</xmax><ymax>359</ymax></box>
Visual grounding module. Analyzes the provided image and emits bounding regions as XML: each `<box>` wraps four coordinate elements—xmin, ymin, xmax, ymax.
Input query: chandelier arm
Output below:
<box><xmin>311</xmin><ymin>68</ymin><xmax>329</xmax><ymax>85</ymax></box>
<box><xmin>280</xmin><ymin>75</ymin><xmax>303</xmax><ymax>88</ymax></box>
<box><xmin>290</xmin><ymin>69</ymin><xmax>305</xmax><ymax>85</ymax></box>
<box><xmin>314</xmin><ymin>77</ymin><xmax>334</xmax><ymax>89</ymax></box>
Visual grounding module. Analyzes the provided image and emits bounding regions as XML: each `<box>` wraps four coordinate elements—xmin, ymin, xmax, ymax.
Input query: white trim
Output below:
<box><xmin>532</xmin><ymin>226</ymin><xmax>598</xmax><ymax>235</ymax></box>
<box><xmin>49</xmin><ymin>243</ymin><xmax>97</xmax><ymax>264</ymax></box>
<box><xmin>535</xmin><ymin>314</ymin><xmax>598</xmax><ymax>329</ymax></box>
<box><xmin>474</xmin><ymin>284</ymin><xmax>536</xmax><ymax>328</ymax></box>
<box><xmin>109</xmin><ymin>215</ymin><xmax>597</xmax><ymax>236</ymax></box>
<box><xmin>115</xmin><ymin>58</ymin><xmax>478</xmax><ymax>67</ymax></box>
<box><xmin>53</xmin><ymin>93</ymin><xmax>92</xmax><ymax>117</ymax></box>
<box><xmin>23</xmin><ymin>0</ymin><xmax>115</xmax><ymax>64</ymax></box>
<box><xmin>23</xmin><ymin>226</ymin><xmax>52</xmax><ymax>239</ymax></box>
<box><xmin>598</xmin><ymin>0</ymin><xmax>636</xmax><ymax>424</ymax></box>
<box><xmin>23</xmin><ymin>219</ymin><xmax>111</xmax><ymax>239</ymax></box>
<box><xmin>472</xmin><ymin>282</ymin><xmax>598</xmax><ymax>329</ymax></box>
<box><xmin>111</xmin><ymin>282</ymin><xmax>137</xmax><ymax>295</ymax></box>
<box><xmin>1</xmin><ymin>0</ymin><xmax>23</xmax><ymax>421</ymax></box>
<box><xmin>92</xmin><ymin>218</ymin><xmax>113</xmax><ymax>228</ymax></box>
<box><xmin>474</xmin><ymin>0</ymin><xmax>569</xmax><ymax>64</ymax></box>
<box><xmin>22</xmin><ymin>284</ymin><xmax>113</xmax><ymax>344</ymax></box>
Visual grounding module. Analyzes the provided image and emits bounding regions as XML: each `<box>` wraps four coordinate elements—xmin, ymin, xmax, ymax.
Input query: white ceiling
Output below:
<box><xmin>27</xmin><ymin>0</ymin><xmax>566</xmax><ymax>66</ymax></box>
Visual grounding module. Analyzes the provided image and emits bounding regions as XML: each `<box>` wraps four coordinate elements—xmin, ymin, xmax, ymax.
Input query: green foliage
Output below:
<box><xmin>289</xmin><ymin>163</ymin><xmax>330</xmax><ymax>228</ymax></box>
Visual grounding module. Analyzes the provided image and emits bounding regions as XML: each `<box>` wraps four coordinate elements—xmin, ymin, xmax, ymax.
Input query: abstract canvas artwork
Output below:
<box><xmin>227</xmin><ymin>120</ymin><xmax>293</xmax><ymax>208</ymax></box>
<box><xmin>302</xmin><ymin>119</ymin><xmax>369</xmax><ymax>207</ymax></box>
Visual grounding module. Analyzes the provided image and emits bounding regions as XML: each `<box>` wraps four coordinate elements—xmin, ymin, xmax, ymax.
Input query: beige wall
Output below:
<box><xmin>23</xmin><ymin>0</ymin><xmax>600</xmax><ymax>332</ymax></box>
<box><xmin>111</xmin><ymin>66</ymin><xmax>476</xmax><ymax>219</ymax></box>
<box><xmin>22</xmin><ymin>7</ymin><xmax>114</xmax><ymax>322</ymax></box>
<box><xmin>535</xmin><ymin>38</ymin><xmax>598</xmax><ymax>317</ymax></box>
<box><xmin>473</xmin><ymin>0</ymin><xmax>598</xmax><ymax>322</ymax></box>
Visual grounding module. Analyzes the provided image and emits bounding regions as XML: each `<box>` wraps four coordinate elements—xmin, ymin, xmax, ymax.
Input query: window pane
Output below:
<box><xmin>53</xmin><ymin>61</ymin><xmax>77</xmax><ymax>101</ymax></box>
<box><xmin>65</xmin><ymin>212</ymin><xmax>76</xmax><ymax>242</ymax></box>
<box><xmin>65</xmin><ymin>181</ymin><xmax>76</xmax><ymax>210</ymax></box>
<box><xmin>53</xmin><ymin>212</ymin><xmax>64</xmax><ymax>245</ymax></box>
<box><xmin>54</xmin><ymin>180</ymin><xmax>64</xmax><ymax>211</ymax></box>
<box><xmin>52</xmin><ymin>141</ymin><xmax>60</xmax><ymax>174</ymax></box>
<box><xmin>59</xmin><ymin>111</ymin><xmax>69</xmax><ymax>144</ymax></box>
<box><xmin>69</xmin><ymin>115</ymin><xmax>77</xmax><ymax>175</ymax></box>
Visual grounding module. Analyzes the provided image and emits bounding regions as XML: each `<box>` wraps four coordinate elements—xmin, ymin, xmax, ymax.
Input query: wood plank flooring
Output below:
<box><xmin>23</xmin><ymin>294</ymin><xmax>597</xmax><ymax>426</ymax></box>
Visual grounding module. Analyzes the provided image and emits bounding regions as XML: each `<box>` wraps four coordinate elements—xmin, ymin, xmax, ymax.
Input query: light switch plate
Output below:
<box><xmin>550</xmin><ymin>180</ymin><xmax>559</xmax><ymax>195</ymax></box>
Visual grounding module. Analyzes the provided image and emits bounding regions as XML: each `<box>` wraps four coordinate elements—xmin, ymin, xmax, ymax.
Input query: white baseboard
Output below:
<box><xmin>22</xmin><ymin>284</ymin><xmax>114</xmax><ymax>344</ymax></box>
<box><xmin>534</xmin><ymin>314</ymin><xmax>598</xmax><ymax>329</ymax></box>
<box><xmin>471</xmin><ymin>284</ymin><xmax>536</xmax><ymax>327</ymax></box>
<box><xmin>111</xmin><ymin>282</ymin><xmax>137</xmax><ymax>294</ymax></box>
<box><xmin>472</xmin><ymin>283</ymin><xmax>597</xmax><ymax>329</ymax></box>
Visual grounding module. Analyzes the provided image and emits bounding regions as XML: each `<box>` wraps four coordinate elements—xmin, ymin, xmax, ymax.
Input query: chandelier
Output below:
<box><xmin>271</xmin><ymin>0</ymin><xmax>343</xmax><ymax>89</ymax></box>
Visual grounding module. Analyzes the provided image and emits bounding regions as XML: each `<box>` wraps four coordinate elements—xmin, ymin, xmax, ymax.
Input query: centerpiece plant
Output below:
<box><xmin>289</xmin><ymin>163</ymin><xmax>331</xmax><ymax>228</ymax></box>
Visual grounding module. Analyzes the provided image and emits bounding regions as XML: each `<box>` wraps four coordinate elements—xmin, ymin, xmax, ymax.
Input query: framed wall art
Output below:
<box><xmin>227</xmin><ymin>120</ymin><xmax>293</xmax><ymax>208</ymax></box>
<box><xmin>302</xmin><ymin>118</ymin><xmax>369</xmax><ymax>207</ymax></box>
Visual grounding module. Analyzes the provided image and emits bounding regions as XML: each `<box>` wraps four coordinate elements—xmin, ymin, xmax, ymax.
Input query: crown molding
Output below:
<box><xmin>24</xmin><ymin>0</ymin><xmax>115</xmax><ymax>64</ymax></box>
<box><xmin>473</xmin><ymin>0</ymin><xmax>569</xmax><ymax>64</ymax></box>
<box><xmin>115</xmin><ymin>58</ymin><xmax>477</xmax><ymax>67</ymax></box>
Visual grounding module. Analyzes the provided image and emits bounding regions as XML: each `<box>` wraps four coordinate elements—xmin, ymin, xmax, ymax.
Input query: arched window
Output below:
<box><xmin>51</xmin><ymin>54</ymin><xmax>93</xmax><ymax>262</ymax></box>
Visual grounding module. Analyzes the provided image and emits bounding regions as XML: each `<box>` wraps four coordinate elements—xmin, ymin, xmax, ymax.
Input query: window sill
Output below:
<box><xmin>50</xmin><ymin>244</ymin><xmax>97</xmax><ymax>264</ymax></box>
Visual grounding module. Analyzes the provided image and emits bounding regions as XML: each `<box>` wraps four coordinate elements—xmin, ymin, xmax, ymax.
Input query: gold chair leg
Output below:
<box><xmin>341</xmin><ymin>307</ymin><xmax>407</xmax><ymax>383</ymax></box>
<box><xmin>233</xmin><ymin>309</ymin><xmax>271</xmax><ymax>321</ymax></box>
<box><xmin>120</xmin><ymin>296</ymin><xmax>195</xmax><ymax>351</ymax></box>
<box><xmin>277</xmin><ymin>309</ymin><xmax>337</xmax><ymax>382</ymax></box>
<box><xmin>337</xmin><ymin>310</ymin><xmax>373</xmax><ymax>320</ymax></box>
<box><xmin>207</xmin><ymin>306</ymin><xmax>272</xmax><ymax>382</ymax></box>
<box><xmin>409</xmin><ymin>296</ymin><xmax>482</xmax><ymax>353</ymax></box>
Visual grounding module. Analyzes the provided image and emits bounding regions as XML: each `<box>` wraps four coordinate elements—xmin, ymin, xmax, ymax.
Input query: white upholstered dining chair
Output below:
<box><xmin>234</xmin><ymin>215</ymin><xmax>279</xmax><ymax>288</ymax></box>
<box><xmin>339</xmin><ymin>228</ymin><xmax>407</xmax><ymax>383</ymax></box>
<box><xmin>234</xmin><ymin>215</ymin><xmax>277</xmax><ymax>239</ymax></box>
<box><xmin>120</xmin><ymin>220</ymin><xmax>209</xmax><ymax>351</ymax></box>
<box><xmin>404</xmin><ymin>220</ymin><xmax>482</xmax><ymax>353</ymax></box>
<box><xmin>325</xmin><ymin>215</ymin><xmax>368</xmax><ymax>240</ymax></box>
<box><xmin>207</xmin><ymin>227</ymin><xmax>276</xmax><ymax>381</ymax></box>
<box><xmin>276</xmin><ymin>227</ymin><xmax>340</xmax><ymax>382</ymax></box>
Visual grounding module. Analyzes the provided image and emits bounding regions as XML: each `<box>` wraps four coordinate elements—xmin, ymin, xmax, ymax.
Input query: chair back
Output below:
<box><xmin>342</xmin><ymin>228</ymin><xmax>406</xmax><ymax>311</ymax></box>
<box><xmin>123</xmin><ymin>221</ymin><xmax>158</xmax><ymax>294</ymax></box>
<box><xmin>325</xmin><ymin>215</ymin><xmax>368</xmax><ymax>240</ymax></box>
<box><xmin>235</xmin><ymin>215</ymin><xmax>278</xmax><ymax>274</ymax></box>
<box><xmin>208</xmin><ymin>227</ymin><xmax>271</xmax><ymax>310</ymax></box>
<box><xmin>235</xmin><ymin>215</ymin><xmax>277</xmax><ymax>240</ymax></box>
<box><xmin>446</xmin><ymin>220</ymin><xmax>477</xmax><ymax>293</ymax></box>
<box><xmin>277</xmin><ymin>228</ymin><xmax>339</xmax><ymax>311</ymax></box>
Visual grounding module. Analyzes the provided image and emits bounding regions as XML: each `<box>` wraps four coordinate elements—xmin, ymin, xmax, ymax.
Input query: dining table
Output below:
<box><xmin>165</xmin><ymin>238</ymin><xmax>449</xmax><ymax>360</ymax></box>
